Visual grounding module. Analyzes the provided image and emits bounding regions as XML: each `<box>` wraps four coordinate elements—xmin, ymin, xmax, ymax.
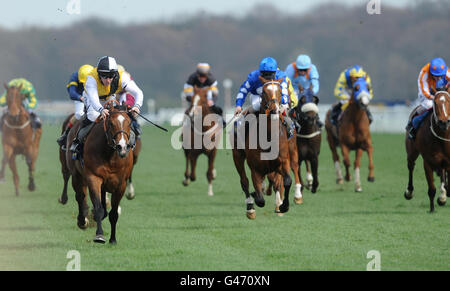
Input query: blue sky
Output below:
<box><xmin>2</xmin><ymin>0</ymin><xmax>409</xmax><ymax>29</ymax></box>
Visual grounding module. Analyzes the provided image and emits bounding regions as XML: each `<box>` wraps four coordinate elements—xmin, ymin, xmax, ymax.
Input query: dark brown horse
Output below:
<box><xmin>325</xmin><ymin>77</ymin><xmax>374</xmax><ymax>192</ymax></box>
<box><xmin>58</xmin><ymin>114</ymin><xmax>141</xmax><ymax>204</ymax></box>
<box><xmin>0</xmin><ymin>83</ymin><xmax>42</xmax><ymax>195</ymax></box>
<box><xmin>292</xmin><ymin>95</ymin><xmax>322</xmax><ymax>193</ymax></box>
<box><xmin>404</xmin><ymin>89</ymin><xmax>450</xmax><ymax>212</ymax></box>
<box><xmin>231</xmin><ymin>77</ymin><xmax>293</xmax><ymax>219</ymax></box>
<box><xmin>182</xmin><ymin>86</ymin><xmax>220</xmax><ymax>196</ymax></box>
<box><xmin>66</xmin><ymin>100</ymin><xmax>134</xmax><ymax>244</ymax></box>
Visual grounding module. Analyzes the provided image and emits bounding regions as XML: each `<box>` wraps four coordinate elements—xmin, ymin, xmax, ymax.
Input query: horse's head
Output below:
<box><xmin>297</xmin><ymin>95</ymin><xmax>319</xmax><ymax>127</ymax></box>
<box><xmin>352</xmin><ymin>77</ymin><xmax>371</xmax><ymax>109</ymax></box>
<box><xmin>4</xmin><ymin>82</ymin><xmax>25</xmax><ymax>120</ymax></box>
<box><xmin>103</xmin><ymin>101</ymin><xmax>133</xmax><ymax>158</ymax></box>
<box><xmin>188</xmin><ymin>85</ymin><xmax>209</xmax><ymax>118</ymax></box>
<box><xmin>259</xmin><ymin>76</ymin><xmax>283</xmax><ymax>120</ymax></box>
<box><xmin>433</xmin><ymin>90</ymin><xmax>450</xmax><ymax>131</ymax></box>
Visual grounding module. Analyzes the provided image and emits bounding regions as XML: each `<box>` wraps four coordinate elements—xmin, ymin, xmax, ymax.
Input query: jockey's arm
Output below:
<box><xmin>286</xmin><ymin>76</ymin><xmax>298</xmax><ymax>108</ymax></box>
<box><xmin>310</xmin><ymin>65</ymin><xmax>320</xmax><ymax>96</ymax></box>
<box><xmin>122</xmin><ymin>72</ymin><xmax>143</xmax><ymax>113</ymax></box>
<box><xmin>418</xmin><ymin>68</ymin><xmax>433</xmax><ymax>99</ymax></box>
<box><xmin>365</xmin><ymin>74</ymin><xmax>374</xmax><ymax>99</ymax></box>
<box><xmin>208</xmin><ymin>80</ymin><xmax>219</xmax><ymax>101</ymax></box>
<box><xmin>280</xmin><ymin>78</ymin><xmax>290</xmax><ymax>113</ymax></box>
<box><xmin>85</xmin><ymin>75</ymin><xmax>104</xmax><ymax>113</ymax></box>
<box><xmin>66</xmin><ymin>72</ymin><xmax>83</xmax><ymax>102</ymax></box>
<box><xmin>0</xmin><ymin>92</ymin><xmax>6</xmax><ymax>107</ymax></box>
<box><xmin>334</xmin><ymin>71</ymin><xmax>350</xmax><ymax>101</ymax></box>
<box><xmin>25</xmin><ymin>90</ymin><xmax>38</xmax><ymax>110</ymax></box>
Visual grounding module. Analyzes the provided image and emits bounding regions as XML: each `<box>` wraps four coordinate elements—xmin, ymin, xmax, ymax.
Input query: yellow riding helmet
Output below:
<box><xmin>78</xmin><ymin>64</ymin><xmax>94</xmax><ymax>84</ymax></box>
<box><xmin>349</xmin><ymin>65</ymin><xmax>365</xmax><ymax>78</ymax></box>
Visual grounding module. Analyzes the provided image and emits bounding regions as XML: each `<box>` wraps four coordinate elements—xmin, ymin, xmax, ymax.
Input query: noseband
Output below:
<box><xmin>104</xmin><ymin>111</ymin><xmax>133</xmax><ymax>151</ymax></box>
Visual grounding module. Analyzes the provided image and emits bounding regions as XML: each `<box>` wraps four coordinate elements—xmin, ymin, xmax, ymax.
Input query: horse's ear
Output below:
<box><xmin>3</xmin><ymin>82</ymin><xmax>8</xmax><ymax>90</ymax></box>
<box><xmin>313</xmin><ymin>96</ymin><xmax>319</xmax><ymax>104</ymax></box>
<box><xmin>258</xmin><ymin>75</ymin><xmax>268</xmax><ymax>84</ymax></box>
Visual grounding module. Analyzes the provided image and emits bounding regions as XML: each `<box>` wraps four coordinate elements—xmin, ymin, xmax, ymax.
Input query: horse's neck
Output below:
<box><xmin>346</xmin><ymin>102</ymin><xmax>366</xmax><ymax>123</ymax></box>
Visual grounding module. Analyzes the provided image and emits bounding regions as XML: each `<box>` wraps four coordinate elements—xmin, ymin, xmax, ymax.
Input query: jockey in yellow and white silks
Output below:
<box><xmin>330</xmin><ymin>65</ymin><xmax>374</xmax><ymax>125</ymax></box>
<box><xmin>0</xmin><ymin>78</ymin><xmax>42</xmax><ymax>130</ymax></box>
<box><xmin>69</xmin><ymin>56</ymin><xmax>144</xmax><ymax>158</ymax></box>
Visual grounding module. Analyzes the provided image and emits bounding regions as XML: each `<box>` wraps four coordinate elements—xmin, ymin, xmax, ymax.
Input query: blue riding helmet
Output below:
<box><xmin>259</xmin><ymin>57</ymin><xmax>278</xmax><ymax>72</ymax></box>
<box><xmin>296</xmin><ymin>55</ymin><xmax>311</xmax><ymax>70</ymax></box>
<box><xmin>430</xmin><ymin>57</ymin><xmax>447</xmax><ymax>77</ymax></box>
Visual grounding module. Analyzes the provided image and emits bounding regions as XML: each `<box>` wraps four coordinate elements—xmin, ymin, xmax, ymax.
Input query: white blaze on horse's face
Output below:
<box><xmin>265</xmin><ymin>83</ymin><xmax>280</xmax><ymax>120</ymax></box>
<box><xmin>116</xmin><ymin>114</ymin><xmax>128</xmax><ymax>155</ymax></box>
<box><xmin>439</xmin><ymin>95</ymin><xmax>448</xmax><ymax>119</ymax></box>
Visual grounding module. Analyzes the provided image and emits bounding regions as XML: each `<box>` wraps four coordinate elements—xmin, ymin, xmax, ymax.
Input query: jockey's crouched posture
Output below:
<box><xmin>69</xmin><ymin>56</ymin><xmax>144</xmax><ymax>160</ymax></box>
<box><xmin>406</xmin><ymin>57</ymin><xmax>450</xmax><ymax>140</ymax></box>
<box><xmin>234</xmin><ymin>57</ymin><xmax>296</xmax><ymax>139</ymax></box>
<box><xmin>0</xmin><ymin>78</ymin><xmax>42</xmax><ymax>130</ymax></box>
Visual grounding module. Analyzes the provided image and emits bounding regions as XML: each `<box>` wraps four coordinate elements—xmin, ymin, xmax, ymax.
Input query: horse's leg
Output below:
<box><xmin>446</xmin><ymin>170</ymin><xmax>450</xmax><ymax>198</ymax></box>
<box><xmin>0</xmin><ymin>145</ymin><xmax>12</xmax><ymax>184</ymax></box>
<box><xmin>206</xmin><ymin>149</ymin><xmax>216</xmax><ymax>196</ymax></box>
<box><xmin>8</xmin><ymin>154</ymin><xmax>20</xmax><ymax>196</ymax></box>
<box><xmin>404</xmin><ymin>142</ymin><xmax>419</xmax><ymax>200</ymax></box>
<box><xmin>279</xmin><ymin>160</ymin><xmax>292</xmax><ymax>214</ymax></box>
<box><xmin>87</xmin><ymin>176</ymin><xmax>106</xmax><ymax>243</ymax></box>
<box><xmin>437</xmin><ymin>169</ymin><xmax>447</xmax><ymax>206</ymax></box>
<box><xmin>72</xmin><ymin>172</ymin><xmax>89</xmax><ymax>229</ymax></box>
<box><xmin>341</xmin><ymin>144</ymin><xmax>351</xmax><ymax>182</ymax></box>
<box><xmin>108</xmin><ymin>184</ymin><xmax>126</xmax><ymax>244</ymax></box>
<box><xmin>58</xmin><ymin>150</ymin><xmax>71</xmax><ymax>204</ymax></box>
<box><xmin>305</xmin><ymin>160</ymin><xmax>313</xmax><ymax>189</ymax></box>
<box><xmin>101</xmin><ymin>187</ymin><xmax>108</xmax><ymax>220</ymax></box>
<box><xmin>326</xmin><ymin>130</ymin><xmax>343</xmax><ymax>184</ymax></box>
<box><xmin>367</xmin><ymin>140</ymin><xmax>375</xmax><ymax>182</ymax></box>
<box><xmin>232</xmin><ymin>149</ymin><xmax>254</xmax><ymax>219</ymax></box>
<box><xmin>182</xmin><ymin>149</ymin><xmax>191</xmax><ymax>186</ymax></box>
<box><xmin>25</xmin><ymin>152</ymin><xmax>35</xmax><ymax>191</ymax></box>
<box><xmin>310</xmin><ymin>156</ymin><xmax>319</xmax><ymax>193</ymax></box>
<box><xmin>250</xmin><ymin>170</ymin><xmax>265</xmax><ymax>209</ymax></box>
<box><xmin>424</xmin><ymin>160</ymin><xmax>436</xmax><ymax>213</ymax></box>
<box><xmin>353</xmin><ymin>149</ymin><xmax>364</xmax><ymax>192</ymax></box>
<box><xmin>290</xmin><ymin>146</ymin><xmax>302</xmax><ymax>204</ymax></box>
<box><xmin>189</xmin><ymin>152</ymin><xmax>198</xmax><ymax>182</ymax></box>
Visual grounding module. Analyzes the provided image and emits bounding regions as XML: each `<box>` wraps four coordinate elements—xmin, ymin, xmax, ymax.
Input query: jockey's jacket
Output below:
<box><xmin>84</xmin><ymin>68</ymin><xmax>144</xmax><ymax>113</ymax></box>
<box><xmin>417</xmin><ymin>63</ymin><xmax>450</xmax><ymax>99</ymax></box>
<box><xmin>235</xmin><ymin>69</ymin><xmax>289</xmax><ymax>108</ymax></box>
<box><xmin>286</xmin><ymin>76</ymin><xmax>298</xmax><ymax>108</ymax></box>
<box><xmin>183</xmin><ymin>72</ymin><xmax>218</xmax><ymax>100</ymax></box>
<box><xmin>66</xmin><ymin>65</ymin><xmax>94</xmax><ymax>102</ymax></box>
<box><xmin>0</xmin><ymin>78</ymin><xmax>38</xmax><ymax>109</ymax></box>
<box><xmin>285</xmin><ymin>62</ymin><xmax>320</xmax><ymax>96</ymax></box>
<box><xmin>334</xmin><ymin>68</ymin><xmax>373</xmax><ymax>100</ymax></box>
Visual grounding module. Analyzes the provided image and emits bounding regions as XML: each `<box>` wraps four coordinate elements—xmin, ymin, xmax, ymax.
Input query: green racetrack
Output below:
<box><xmin>0</xmin><ymin>124</ymin><xmax>449</xmax><ymax>270</ymax></box>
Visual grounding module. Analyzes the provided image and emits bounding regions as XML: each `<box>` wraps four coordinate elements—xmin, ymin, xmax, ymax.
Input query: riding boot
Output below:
<box><xmin>29</xmin><ymin>112</ymin><xmax>42</xmax><ymax>129</ymax></box>
<box><xmin>331</xmin><ymin>103</ymin><xmax>342</xmax><ymax>126</ymax></box>
<box><xmin>365</xmin><ymin>108</ymin><xmax>373</xmax><ymax>124</ymax></box>
<box><xmin>70</xmin><ymin>118</ymin><xmax>94</xmax><ymax>160</ymax></box>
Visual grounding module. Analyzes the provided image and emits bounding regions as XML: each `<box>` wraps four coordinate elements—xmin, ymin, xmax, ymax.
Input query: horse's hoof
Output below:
<box><xmin>404</xmin><ymin>191</ymin><xmax>413</xmax><ymax>200</ymax></box>
<box><xmin>212</xmin><ymin>169</ymin><xmax>217</xmax><ymax>180</ymax></box>
<box><xmin>368</xmin><ymin>177</ymin><xmax>375</xmax><ymax>182</ymax></box>
<box><xmin>28</xmin><ymin>183</ymin><xmax>35</xmax><ymax>191</ymax></box>
<box><xmin>294</xmin><ymin>197</ymin><xmax>303</xmax><ymax>205</ymax></box>
<box><xmin>336</xmin><ymin>178</ymin><xmax>344</xmax><ymax>185</ymax></box>
<box><xmin>125</xmin><ymin>184</ymin><xmax>135</xmax><ymax>200</ymax></box>
<box><xmin>182</xmin><ymin>179</ymin><xmax>190</xmax><ymax>186</ymax></box>
<box><xmin>109</xmin><ymin>239</ymin><xmax>117</xmax><ymax>245</ymax></box>
<box><xmin>77</xmin><ymin>218</ymin><xmax>89</xmax><ymax>230</ymax></box>
<box><xmin>437</xmin><ymin>198</ymin><xmax>446</xmax><ymax>206</ymax></box>
<box><xmin>246</xmin><ymin>210</ymin><xmax>256</xmax><ymax>220</ymax></box>
<box><xmin>275</xmin><ymin>210</ymin><xmax>284</xmax><ymax>217</ymax></box>
<box><xmin>58</xmin><ymin>197</ymin><xmax>68</xmax><ymax>205</ymax></box>
<box><xmin>93</xmin><ymin>235</ymin><xmax>106</xmax><ymax>244</ymax></box>
<box><xmin>279</xmin><ymin>203</ymin><xmax>289</xmax><ymax>213</ymax></box>
<box><xmin>355</xmin><ymin>187</ymin><xmax>363</xmax><ymax>193</ymax></box>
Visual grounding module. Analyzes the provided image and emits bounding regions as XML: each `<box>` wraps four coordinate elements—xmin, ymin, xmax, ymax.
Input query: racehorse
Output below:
<box><xmin>0</xmin><ymin>83</ymin><xmax>42</xmax><ymax>196</ymax></box>
<box><xmin>292</xmin><ymin>95</ymin><xmax>322</xmax><ymax>193</ymax></box>
<box><xmin>66</xmin><ymin>100</ymin><xmax>134</xmax><ymax>244</ymax></box>
<box><xmin>231</xmin><ymin>76</ymin><xmax>293</xmax><ymax>219</ymax></box>
<box><xmin>404</xmin><ymin>88</ymin><xmax>450</xmax><ymax>212</ymax></box>
<box><xmin>325</xmin><ymin>77</ymin><xmax>374</xmax><ymax>192</ymax></box>
<box><xmin>182</xmin><ymin>86</ymin><xmax>220</xmax><ymax>196</ymax></box>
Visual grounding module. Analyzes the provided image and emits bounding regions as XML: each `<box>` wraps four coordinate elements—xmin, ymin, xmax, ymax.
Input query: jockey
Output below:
<box><xmin>56</xmin><ymin>64</ymin><xmax>94</xmax><ymax>149</ymax></box>
<box><xmin>285</xmin><ymin>54</ymin><xmax>323</xmax><ymax>128</ymax></box>
<box><xmin>234</xmin><ymin>56</ymin><xmax>295</xmax><ymax>138</ymax></box>
<box><xmin>0</xmin><ymin>78</ymin><xmax>42</xmax><ymax>130</ymax></box>
<box><xmin>406</xmin><ymin>57</ymin><xmax>450</xmax><ymax>139</ymax></box>
<box><xmin>69</xmin><ymin>56</ymin><xmax>144</xmax><ymax>159</ymax></box>
<box><xmin>183</xmin><ymin>63</ymin><xmax>225</xmax><ymax>126</ymax></box>
<box><xmin>330</xmin><ymin>65</ymin><xmax>374</xmax><ymax>125</ymax></box>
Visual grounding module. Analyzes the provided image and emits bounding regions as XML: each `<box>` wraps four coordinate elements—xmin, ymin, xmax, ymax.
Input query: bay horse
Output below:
<box><xmin>66</xmin><ymin>100</ymin><xmax>134</xmax><ymax>244</ymax></box>
<box><xmin>231</xmin><ymin>76</ymin><xmax>293</xmax><ymax>219</ymax></box>
<box><xmin>292</xmin><ymin>95</ymin><xmax>322</xmax><ymax>193</ymax></box>
<box><xmin>0</xmin><ymin>83</ymin><xmax>42</xmax><ymax>196</ymax></box>
<box><xmin>404</xmin><ymin>88</ymin><xmax>450</xmax><ymax>212</ymax></box>
<box><xmin>182</xmin><ymin>86</ymin><xmax>220</xmax><ymax>196</ymax></box>
<box><xmin>325</xmin><ymin>77</ymin><xmax>374</xmax><ymax>192</ymax></box>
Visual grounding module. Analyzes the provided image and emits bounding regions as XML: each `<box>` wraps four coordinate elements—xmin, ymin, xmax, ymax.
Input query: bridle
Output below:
<box><xmin>430</xmin><ymin>91</ymin><xmax>450</xmax><ymax>142</ymax></box>
<box><xmin>262</xmin><ymin>81</ymin><xmax>281</xmax><ymax>114</ymax></box>
<box><xmin>4</xmin><ymin>88</ymin><xmax>30</xmax><ymax>130</ymax></box>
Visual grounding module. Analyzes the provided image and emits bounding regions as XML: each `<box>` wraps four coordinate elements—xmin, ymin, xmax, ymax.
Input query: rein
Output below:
<box><xmin>4</xmin><ymin>118</ymin><xmax>30</xmax><ymax>129</ymax></box>
<box><xmin>103</xmin><ymin>111</ymin><xmax>133</xmax><ymax>150</ymax></box>
<box><xmin>430</xmin><ymin>91</ymin><xmax>450</xmax><ymax>142</ymax></box>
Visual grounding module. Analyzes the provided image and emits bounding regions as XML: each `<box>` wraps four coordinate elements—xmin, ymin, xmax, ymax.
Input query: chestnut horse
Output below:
<box><xmin>325</xmin><ymin>77</ymin><xmax>374</xmax><ymax>192</ymax></box>
<box><xmin>182</xmin><ymin>86</ymin><xmax>220</xmax><ymax>196</ymax></box>
<box><xmin>231</xmin><ymin>77</ymin><xmax>293</xmax><ymax>219</ymax></box>
<box><xmin>404</xmin><ymin>89</ymin><xmax>450</xmax><ymax>212</ymax></box>
<box><xmin>58</xmin><ymin>114</ymin><xmax>141</xmax><ymax>204</ymax></box>
<box><xmin>66</xmin><ymin>100</ymin><xmax>134</xmax><ymax>244</ymax></box>
<box><xmin>0</xmin><ymin>84</ymin><xmax>42</xmax><ymax>196</ymax></box>
<box><xmin>292</xmin><ymin>95</ymin><xmax>322</xmax><ymax>193</ymax></box>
